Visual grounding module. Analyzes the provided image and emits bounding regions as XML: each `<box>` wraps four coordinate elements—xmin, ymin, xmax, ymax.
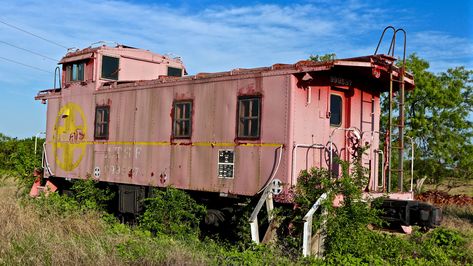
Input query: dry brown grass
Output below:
<box><xmin>0</xmin><ymin>179</ymin><xmax>211</xmax><ymax>266</ymax></box>
<box><xmin>0</xmin><ymin>180</ymin><xmax>121</xmax><ymax>265</ymax></box>
<box><xmin>423</xmin><ymin>178</ymin><xmax>473</xmax><ymax>197</ymax></box>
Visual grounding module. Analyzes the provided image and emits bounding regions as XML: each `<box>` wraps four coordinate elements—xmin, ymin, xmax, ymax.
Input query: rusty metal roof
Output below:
<box><xmin>37</xmin><ymin>53</ymin><xmax>414</xmax><ymax>100</ymax></box>
<box><xmin>104</xmin><ymin>54</ymin><xmax>414</xmax><ymax>91</ymax></box>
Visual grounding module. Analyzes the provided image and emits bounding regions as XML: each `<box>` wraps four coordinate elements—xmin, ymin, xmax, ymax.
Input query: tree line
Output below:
<box><xmin>384</xmin><ymin>54</ymin><xmax>473</xmax><ymax>184</ymax></box>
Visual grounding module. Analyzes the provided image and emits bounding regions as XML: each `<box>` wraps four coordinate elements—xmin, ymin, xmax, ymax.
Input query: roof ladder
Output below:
<box><xmin>374</xmin><ymin>26</ymin><xmax>407</xmax><ymax>193</ymax></box>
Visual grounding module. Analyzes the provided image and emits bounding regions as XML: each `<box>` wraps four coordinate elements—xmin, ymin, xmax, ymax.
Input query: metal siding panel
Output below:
<box><xmin>254</xmin><ymin>76</ymin><xmax>290</xmax><ymax>193</ymax></box>
<box><xmin>169</xmin><ymin>146</ymin><xmax>191</xmax><ymax>189</ymax></box>
<box><xmin>292</xmin><ymin>85</ymin><xmax>332</xmax><ymax>181</ymax></box>
<box><xmin>51</xmin><ymin>87</ymin><xmax>94</xmax><ymax>179</ymax></box>
<box><xmin>132</xmin><ymin>89</ymin><xmax>153</xmax><ymax>184</ymax></box>
<box><xmin>193</xmin><ymin>82</ymin><xmax>217</xmax><ymax>141</ymax></box>
<box><xmin>45</xmin><ymin>98</ymin><xmax>60</xmax><ymax>177</ymax></box>
<box><xmin>234</xmin><ymin>146</ymin><xmax>260</xmax><ymax>195</ymax></box>
<box><xmin>44</xmin><ymin>73</ymin><xmax>291</xmax><ymax>197</ymax></box>
<box><xmin>190</xmin><ymin>146</ymin><xmax>220</xmax><ymax>192</ymax></box>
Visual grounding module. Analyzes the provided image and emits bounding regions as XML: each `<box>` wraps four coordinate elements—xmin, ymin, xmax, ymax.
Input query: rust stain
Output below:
<box><xmin>178</xmin><ymin>142</ymin><xmax>192</xmax><ymax>146</ymax></box>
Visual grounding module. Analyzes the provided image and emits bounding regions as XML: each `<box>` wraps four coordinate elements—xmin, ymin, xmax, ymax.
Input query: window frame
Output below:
<box><xmin>94</xmin><ymin>105</ymin><xmax>110</xmax><ymax>140</ymax></box>
<box><xmin>172</xmin><ymin>100</ymin><xmax>193</xmax><ymax>139</ymax></box>
<box><xmin>330</xmin><ymin>94</ymin><xmax>343</xmax><ymax>127</ymax></box>
<box><xmin>167</xmin><ymin>66</ymin><xmax>183</xmax><ymax>77</ymax></box>
<box><xmin>236</xmin><ymin>95</ymin><xmax>262</xmax><ymax>140</ymax></box>
<box><xmin>65</xmin><ymin>61</ymin><xmax>85</xmax><ymax>83</ymax></box>
<box><xmin>101</xmin><ymin>55</ymin><xmax>120</xmax><ymax>81</ymax></box>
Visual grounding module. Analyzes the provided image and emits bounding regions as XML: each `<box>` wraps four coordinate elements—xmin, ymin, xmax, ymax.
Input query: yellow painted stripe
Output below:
<box><xmin>239</xmin><ymin>143</ymin><xmax>283</xmax><ymax>147</ymax></box>
<box><xmin>90</xmin><ymin>141</ymin><xmax>170</xmax><ymax>146</ymax></box>
<box><xmin>192</xmin><ymin>142</ymin><xmax>233</xmax><ymax>147</ymax></box>
<box><xmin>48</xmin><ymin>140</ymin><xmax>283</xmax><ymax>147</ymax></box>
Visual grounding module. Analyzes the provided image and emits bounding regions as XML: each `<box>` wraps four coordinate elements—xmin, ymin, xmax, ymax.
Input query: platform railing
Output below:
<box><xmin>291</xmin><ymin>143</ymin><xmax>325</xmax><ymax>183</ymax></box>
<box><xmin>42</xmin><ymin>142</ymin><xmax>54</xmax><ymax>176</ymax></box>
<box><xmin>405</xmin><ymin>136</ymin><xmax>415</xmax><ymax>192</ymax></box>
<box><xmin>249</xmin><ymin>184</ymin><xmax>274</xmax><ymax>244</ymax></box>
<box><xmin>376</xmin><ymin>149</ymin><xmax>385</xmax><ymax>191</ymax></box>
<box><xmin>302</xmin><ymin>192</ymin><xmax>328</xmax><ymax>257</ymax></box>
<box><xmin>328</xmin><ymin>127</ymin><xmax>360</xmax><ymax>178</ymax></box>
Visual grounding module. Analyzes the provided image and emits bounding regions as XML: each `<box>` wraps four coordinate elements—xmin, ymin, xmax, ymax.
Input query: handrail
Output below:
<box><xmin>329</xmin><ymin>127</ymin><xmax>360</xmax><ymax>178</ymax></box>
<box><xmin>394</xmin><ymin>28</ymin><xmax>407</xmax><ymax>67</ymax></box>
<box><xmin>249</xmin><ymin>184</ymin><xmax>274</xmax><ymax>244</ymax></box>
<box><xmin>360</xmin><ymin>130</ymin><xmax>381</xmax><ymax>191</ymax></box>
<box><xmin>376</xmin><ymin>149</ymin><xmax>385</xmax><ymax>191</ymax></box>
<box><xmin>34</xmin><ymin>131</ymin><xmax>46</xmax><ymax>155</ymax></box>
<box><xmin>291</xmin><ymin>143</ymin><xmax>325</xmax><ymax>183</ymax></box>
<box><xmin>405</xmin><ymin>136</ymin><xmax>415</xmax><ymax>192</ymax></box>
<box><xmin>374</xmin><ymin>26</ymin><xmax>396</xmax><ymax>56</ymax></box>
<box><xmin>53</xmin><ymin>66</ymin><xmax>61</xmax><ymax>89</ymax></box>
<box><xmin>257</xmin><ymin>145</ymin><xmax>284</xmax><ymax>194</ymax></box>
<box><xmin>42</xmin><ymin>142</ymin><xmax>54</xmax><ymax>176</ymax></box>
<box><xmin>302</xmin><ymin>192</ymin><xmax>328</xmax><ymax>257</ymax></box>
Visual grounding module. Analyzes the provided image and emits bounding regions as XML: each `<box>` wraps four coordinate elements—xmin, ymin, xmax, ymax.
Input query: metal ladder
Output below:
<box><xmin>374</xmin><ymin>26</ymin><xmax>407</xmax><ymax>192</ymax></box>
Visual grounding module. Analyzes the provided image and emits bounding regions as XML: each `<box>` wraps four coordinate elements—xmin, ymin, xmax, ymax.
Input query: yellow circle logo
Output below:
<box><xmin>53</xmin><ymin>102</ymin><xmax>87</xmax><ymax>171</ymax></box>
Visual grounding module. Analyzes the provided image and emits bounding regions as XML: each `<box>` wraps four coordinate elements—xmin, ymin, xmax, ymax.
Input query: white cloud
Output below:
<box><xmin>0</xmin><ymin>0</ymin><xmax>472</xmax><ymax>137</ymax></box>
<box><xmin>410</xmin><ymin>31</ymin><xmax>473</xmax><ymax>72</ymax></box>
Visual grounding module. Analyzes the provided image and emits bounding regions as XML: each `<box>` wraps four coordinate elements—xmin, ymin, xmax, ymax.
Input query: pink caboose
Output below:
<box><xmin>35</xmin><ymin>44</ymin><xmax>414</xmax><ymax>215</ymax></box>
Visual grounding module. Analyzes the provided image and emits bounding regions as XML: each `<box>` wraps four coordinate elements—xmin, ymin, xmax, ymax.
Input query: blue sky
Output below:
<box><xmin>0</xmin><ymin>0</ymin><xmax>472</xmax><ymax>138</ymax></box>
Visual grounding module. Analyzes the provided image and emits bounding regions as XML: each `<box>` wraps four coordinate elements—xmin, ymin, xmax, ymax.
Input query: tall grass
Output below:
<box><xmin>0</xmin><ymin>179</ymin><xmax>294</xmax><ymax>265</ymax></box>
<box><xmin>1</xmin><ymin>175</ymin><xmax>472</xmax><ymax>265</ymax></box>
<box><xmin>0</xmin><ymin>182</ymin><xmax>120</xmax><ymax>265</ymax></box>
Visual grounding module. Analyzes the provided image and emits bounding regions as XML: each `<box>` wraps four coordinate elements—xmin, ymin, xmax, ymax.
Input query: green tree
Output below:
<box><xmin>0</xmin><ymin>134</ymin><xmax>44</xmax><ymax>188</ymax></box>
<box><xmin>309</xmin><ymin>53</ymin><xmax>336</xmax><ymax>62</ymax></box>
<box><xmin>382</xmin><ymin>54</ymin><xmax>473</xmax><ymax>183</ymax></box>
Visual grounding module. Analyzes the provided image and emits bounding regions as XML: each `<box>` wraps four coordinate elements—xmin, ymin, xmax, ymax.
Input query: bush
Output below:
<box><xmin>139</xmin><ymin>187</ymin><xmax>206</xmax><ymax>238</ymax></box>
<box><xmin>24</xmin><ymin>176</ymin><xmax>114</xmax><ymax>219</ymax></box>
<box><xmin>24</xmin><ymin>191</ymin><xmax>81</xmax><ymax>218</ymax></box>
<box><xmin>272</xmin><ymin>151</ymin><xmax>473</xmax><ymax>265</ymax></box>
<box><xmin>0</xmin><ymin>135</ymin><xmax>44</xmax><ymax>192</ymax></box>
<box><xmin>70</xmin><ymin>177</ymin><xmax>115</xmax><ymax>212</ymax></box>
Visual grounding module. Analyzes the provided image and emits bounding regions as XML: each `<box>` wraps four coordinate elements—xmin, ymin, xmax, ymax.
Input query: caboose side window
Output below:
<box><xmin>168</xmin><ymin>67</ymin><xmax>183</xmax><ymax>77</ymax></box>
<box><xmin>65</xmin><ymin>62</ymin><xmax>85</xmax><ymax>82</ymax></box>
<box><xmin>101</xmin><ymin>55</ymin><xmax>119</xmax><ymax>80</ymax></box>
<box><xmin>237</xmin><ymin>96</ymin><xmax>261</xmax><ymax>139</ymax></box>
<box><xmin>94</xmin><ymin>106</ymin><xmax>110</xmax><ymax>140</ymax></box>
<box><xmin>173</xmin><ymin>101</ymin><xmax>192</xmax><ymax>138</ymax></box>
<box><xmin>330</xmin><ymin>94</ymin><xmax>342</xmax><ymax>126</ymax></box>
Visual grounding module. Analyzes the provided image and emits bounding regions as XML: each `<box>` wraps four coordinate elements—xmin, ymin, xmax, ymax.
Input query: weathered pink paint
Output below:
<box><xmin>36</xmin><ymin>45</ymin><xmax>414</xmax><ymax>198</ymax></box>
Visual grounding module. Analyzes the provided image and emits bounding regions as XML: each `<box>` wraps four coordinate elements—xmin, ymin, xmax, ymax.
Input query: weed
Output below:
<box><xmin>70</xmin><ymin>176</ymin><xmax>115</xmax><ymax>212</ymax></box>
<box><xmin>139</xmin><ymin>187</ymin><xmax>206</xmax><ymax>238</ymax></box>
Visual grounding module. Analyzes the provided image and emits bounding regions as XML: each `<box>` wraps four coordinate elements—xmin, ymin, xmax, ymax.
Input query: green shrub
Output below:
<box><xmin>24</xmin><ymin>176</ymin><xmax>114</xmax><ymax>219</ymax></box>
<box><xmin>24</xmin><ymin>191</ymin><xmax>81</xmax><ymax>218</ymax></box>
<box><xmin>418</xmin><ymin>227</ymin><xmax>471</xmax><ymax>264</ymax></box>
<box><xmin>0</xmin><ymin>135</ymin><xmax>44</xmax><ymax>193</ymax></box>
<box><xmin>429</xmin><ymin>227</ymin><xmax>465</xmax><ymax>247</ymax></box>
<box><xmin>139</xmin><ymin>187</ymin><xmax>206</xmax><ymax>238</ymax></box>
<box><xmin>70</xmin><ymin>177</ymin><xmax>114</xmax><ymax>211</ymax></box>
<box><xmin>212</xmin><ymin>243</ymin><xmax>296</xmax><ymax>266</ymax></box>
